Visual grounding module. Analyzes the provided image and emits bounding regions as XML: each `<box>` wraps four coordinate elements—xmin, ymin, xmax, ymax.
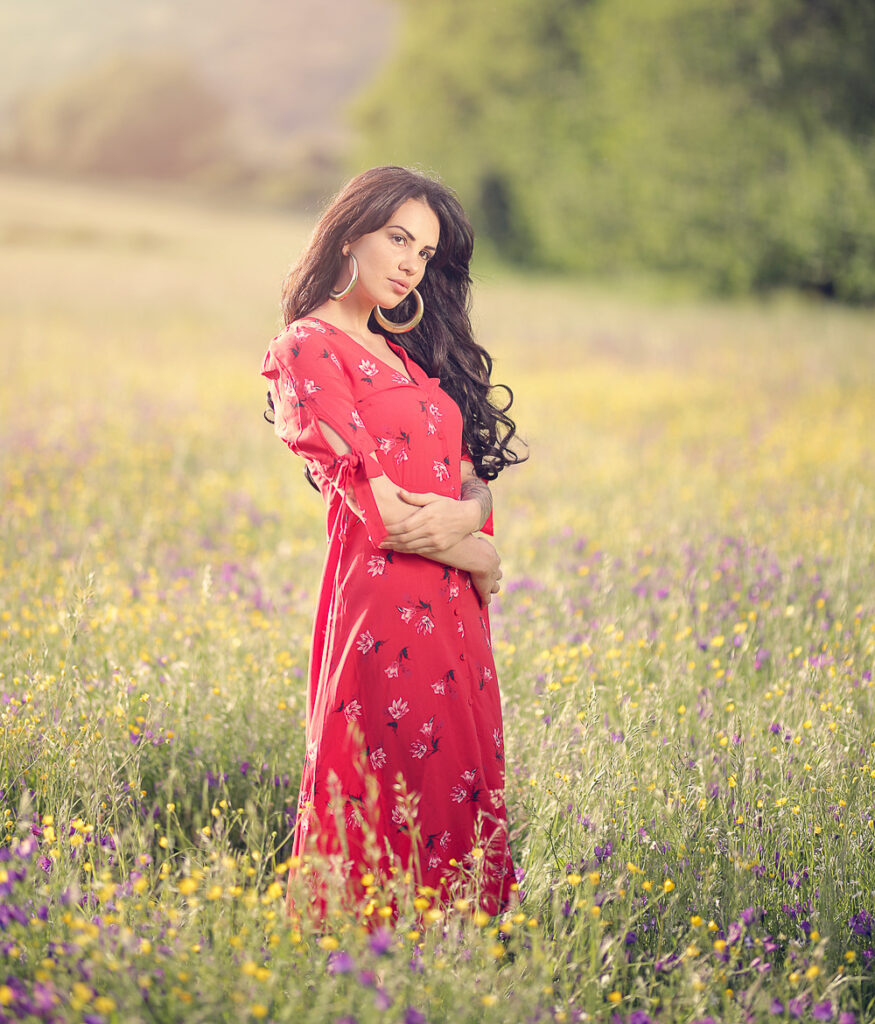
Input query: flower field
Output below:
<box><xmin>1</xmin><ymin>174</ymin><xmax>874</xmax><ymax>1023</ymax></box>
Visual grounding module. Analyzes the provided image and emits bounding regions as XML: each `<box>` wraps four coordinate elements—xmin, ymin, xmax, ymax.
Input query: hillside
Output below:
<box><xmin>0</xmin><ymin>0</ymin><xmax>397</xmax><ymax>154</ymax></box>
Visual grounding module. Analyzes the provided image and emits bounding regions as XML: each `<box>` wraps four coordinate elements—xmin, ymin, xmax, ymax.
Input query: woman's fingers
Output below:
<box><xmin>380</xmin><ymin>527</ymin><xmax>445</xmax><ymax>551</ymax></box>
<box><xmin>383</xmin><ymin>505</ymin><xmax>442</xmax><ymax>538</ymax></box>
<box><xmin>397</xmin><ymin>488</ymin><xmax>441</xmax><ymax>506</ymax></box>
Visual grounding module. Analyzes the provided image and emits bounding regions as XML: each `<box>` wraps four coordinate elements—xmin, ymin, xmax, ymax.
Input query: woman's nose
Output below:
<box><xmin>398</xmin><ymin>251</ymin><xmax>417</xmax><ymax>275</ymax></box>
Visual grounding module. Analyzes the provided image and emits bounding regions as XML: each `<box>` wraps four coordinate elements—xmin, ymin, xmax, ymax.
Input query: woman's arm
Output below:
<box><xmin>317</xmin><ymin>421</ymin><xmax>502</xmax><ymax>603</ymax></box>
<box><xmin>425</xmin><ymin>533</ymin><xmax>503</xmax><ymax>606</ymax></box>
<box><xmin>380</xmin><ymin>460</ymin><xmax>492</xmax><ymax>554</ymax></box>
<box><xmin>460</xmin><ymin>465</ymin><xmax>493</xmax><ymax>530</ymax></box>
<box><xmin>367</xmin><ymin>475</ymin><xmax>503</xmax><ymax>605</ymax></box>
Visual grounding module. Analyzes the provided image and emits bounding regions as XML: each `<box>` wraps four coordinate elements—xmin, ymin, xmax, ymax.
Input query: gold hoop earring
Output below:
<box><xmin>329</xmin><ymin>252</ymin><xmax>358</xmax><ymax>300</ymax></box>
<box><xmin>373</xmin><ymin>288</ymin><xmax>424</xmax><ymax>334</ymax></box>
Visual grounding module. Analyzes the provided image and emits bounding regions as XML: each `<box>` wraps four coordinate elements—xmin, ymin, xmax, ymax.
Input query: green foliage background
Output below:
<box><xmin>354</xmin><ymin>0</ymin><xmax>875</xmax><ymax>301</ymax></box>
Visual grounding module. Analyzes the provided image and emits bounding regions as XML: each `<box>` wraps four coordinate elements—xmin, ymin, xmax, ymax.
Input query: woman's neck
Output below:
<box><xmin>307</xmin><ymin>299</ymin><xmax>379</xmax><ymax>345</ymax></box>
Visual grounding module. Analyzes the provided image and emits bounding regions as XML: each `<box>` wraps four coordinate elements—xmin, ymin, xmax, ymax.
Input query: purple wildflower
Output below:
<box><xmin>594</xmin><ymin>841</ymin><xmax>613</xmax><ymax>862</ymax></box>
<box><xmin>788</xmin><ymin>996</ymin><xmax>808</xmax><ymax>1019</ymax></box>
<box><xmin>812</xmin><ymin>1002</ymin><xmax>834</xmax><ymax>1022</ymax></box>
<box><xmin>368</xmin><ymin>927</ymin><xmax>393</xmax><ymax>956</ymax></box>
<box><xmin>327</xmin><ymin>950</ymin><xmax>355</xmax><ymax>975</ymax></box>
<box><xmin>404</xmin><ymin>1009</ymin><xmax>426</xmax><ymax>1024</ymax></box>
<box><xmin>741</xmin><ymin>906</ymin><xmax>759</xmax><ymax>925</ymax></box>
<box><xmin>849</xmin><ymin>910</ymin><xmax>872</xmax><ymax>937</ymax></box>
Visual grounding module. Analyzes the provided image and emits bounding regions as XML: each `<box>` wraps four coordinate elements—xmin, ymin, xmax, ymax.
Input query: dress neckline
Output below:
<box><xmin>302</xmin><ymin>316</ymin><xmax>417</xmax><ymax>385</ymax></box>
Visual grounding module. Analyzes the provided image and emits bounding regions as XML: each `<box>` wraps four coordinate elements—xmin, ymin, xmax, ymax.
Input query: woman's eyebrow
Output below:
<box><xmin>387</xmin><ymin>224</ymin><xmax>437</xmax><ymax>252</ymax></box>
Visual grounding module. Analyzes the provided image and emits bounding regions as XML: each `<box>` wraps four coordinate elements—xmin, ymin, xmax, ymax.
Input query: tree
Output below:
<box><xmin>352</xmin><ymin>0</ymin><xmax>875</xmax><ymax>301</ymax></box>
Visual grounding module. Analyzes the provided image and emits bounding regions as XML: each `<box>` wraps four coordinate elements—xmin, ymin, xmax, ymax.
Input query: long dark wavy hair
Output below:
<box><xmin>271</xmin><ymin>165</ymin><xmax>525</xmax><ymax>480</ymax></box>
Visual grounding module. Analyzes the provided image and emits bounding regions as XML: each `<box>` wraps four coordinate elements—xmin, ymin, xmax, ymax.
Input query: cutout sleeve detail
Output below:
<box><xmin>262</xmin><ymin>325</ymin><xmax>388</xmax><ymax>546</ymax></box>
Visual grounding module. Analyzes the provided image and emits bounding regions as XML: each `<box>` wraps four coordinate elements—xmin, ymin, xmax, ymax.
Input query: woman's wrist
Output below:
<box><xmin>470</xmin><ymin>536</ymin><xmax>498</xmax><ymax>574</ymax></box>
<box><xmin>460</xmin><ymin>498</ymin><xmax>485</xmax><ymax>535</ymax></box>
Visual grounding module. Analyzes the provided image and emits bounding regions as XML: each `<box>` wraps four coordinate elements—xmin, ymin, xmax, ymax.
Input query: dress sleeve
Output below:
<box><xmin>461</xmin><ymin>442</ymin><xmax>494</xmax><ymax>537</ymax></box>
<box><xmin>261</xmin><ymin>323</ymin><xmax>388</xmax><ymax>546</ymax></box>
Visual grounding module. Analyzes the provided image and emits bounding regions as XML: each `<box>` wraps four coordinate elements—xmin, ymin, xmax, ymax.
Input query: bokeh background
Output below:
<box><xmin>2</xmin><ymin>4</ymin><xmax>875</xmax><ymax>1023</ymax></box>
<box><xmin>2</xmin><ymin>0</ymin><xmax>874</xmax><ymax>299</ymax></box>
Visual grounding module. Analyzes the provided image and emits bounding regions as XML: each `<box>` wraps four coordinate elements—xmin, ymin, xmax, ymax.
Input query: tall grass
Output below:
<box><xmin>1</xmin><ymin>174</ymin><xmax>873</xmax><ymax>1023</ymax></box>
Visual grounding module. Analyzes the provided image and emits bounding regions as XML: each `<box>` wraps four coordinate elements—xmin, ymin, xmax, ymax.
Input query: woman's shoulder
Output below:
<box><xmin>268</xmin><ymin>318</ymin><xmax>338</xmax><ymax>357</ymax></box>
<box><xmin>264</xmin><ymin>318</ymin><xmax>348</xmax><ymax>378</ymax></box>
<box><xmin>271</xmin><ymin>316</ymin><xmax>335</xmax><ymax>346</ymax></box>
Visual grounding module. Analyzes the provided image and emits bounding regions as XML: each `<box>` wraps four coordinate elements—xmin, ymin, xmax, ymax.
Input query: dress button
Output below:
<box><xmin>459</xmin><ymin>653</ymin><xmax>465</xmax><ymax>662</ymax></box>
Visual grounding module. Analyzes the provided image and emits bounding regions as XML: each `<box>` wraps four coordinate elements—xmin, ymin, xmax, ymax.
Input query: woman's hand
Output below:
<box><xmin>380</xmin><ymin>489</ymin><xmax>482</xmax><ymax>555</ymax></box>
<box><xmin>470</xmin><ymin>538</ymin><xmax>503</xmax><ymax>607</ymax></box>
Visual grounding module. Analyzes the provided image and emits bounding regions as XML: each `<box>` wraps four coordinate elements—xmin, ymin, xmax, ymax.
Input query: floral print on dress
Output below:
<box><xmin>261</xmin><ymin>318</ymin><xmax>514</xmax><ymax>919</ymax></box>
<box><xmin>431</xmin><ymin>668</ymin><xmax>457</xmax><ymax>696</ymax></box>
<box><xmin>386</xmin><ymin>697</ymin><xmax>410</xmax><ymax>727</ymax></box>
<box><xmin>384</xmin><ymin>647</ymin><xmax>410</xmax><ymax>679</ymax></box>
<box><xmin>358</xmin><ymin>358</ymin><xmax>379</xmax><ymax>383</ymax></box>
<box><xmin>440</xmin><ymin>567</ymin><xmax>461</xmax><ymax>602</ymax></box>
<box><xmin>420</xmin><ymin>398</ymin><xmax>443</xmax><ymax>436</ymax></box>
<box><xmin>377</xmin><ymin>430</ymin><xmax>412</xmax><ymax>465</ymax></box>
<box><xmin>397</xmin><ymin>599</ymin><xmax>435</xmax><ymax>636</ymax></box>
<box><xmin>356</xmin><ymin>630</ymin><xmax>385</xmax><ymax>655</ymax></box>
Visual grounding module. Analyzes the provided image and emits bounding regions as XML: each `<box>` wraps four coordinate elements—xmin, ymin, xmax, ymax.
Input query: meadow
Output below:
<box><xmin>1</xmin><ymin>173</ymin><xmax>873</xmax><ymax>1023</ymax></box>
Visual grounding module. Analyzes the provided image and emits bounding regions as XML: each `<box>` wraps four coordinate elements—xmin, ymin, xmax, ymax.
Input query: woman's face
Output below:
<box><xmin>345</xmin><ymin>198</ymin><xmax>440</xmax><ymax>310</ymax></box>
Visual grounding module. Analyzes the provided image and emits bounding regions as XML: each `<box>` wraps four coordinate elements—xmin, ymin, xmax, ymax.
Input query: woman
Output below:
<box><xmin>261</xmin><ymin>166</ymin><xmax>524</xmax><ymax>923</ymax></box>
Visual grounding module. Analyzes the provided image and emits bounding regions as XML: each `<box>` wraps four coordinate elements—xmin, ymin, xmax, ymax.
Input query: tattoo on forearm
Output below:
<box><xmin>461</xmin><ymin>477</ymin><xmax>492</xmax><ymax>531</ymax></box>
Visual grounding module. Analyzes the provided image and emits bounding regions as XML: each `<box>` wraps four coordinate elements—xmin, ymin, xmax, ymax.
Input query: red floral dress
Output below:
<box><xmin>261</xmin><ymin>317</ymin><xmax>515</xmax><ymax>918</ymax></box>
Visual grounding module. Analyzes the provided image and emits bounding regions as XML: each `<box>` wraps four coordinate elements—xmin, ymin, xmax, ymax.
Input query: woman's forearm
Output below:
<box><xmin>416</xmin><ymin>532</ymin><xmax>502</xmax><ymax>606</ymax></box>
<box><xmin>339</xmin><ymin>465</ymin><xmax>499</xmax><ymax>595</ymax></box>
<box><xmin>416</xmin><ymin>533</ymin><xmax>496</xmax><ymax>574</ymax></box>
<box><xmin>460</xmin><ymin>475</ymin><xmax>492</xmax><ymax>532</ymax></box>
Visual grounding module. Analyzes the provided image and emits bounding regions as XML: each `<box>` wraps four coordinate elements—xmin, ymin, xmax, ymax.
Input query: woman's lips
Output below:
<box><xmin>388</xmin><ymin>278</ymin><xmax>409</xmax><ymax>295</ymax></box>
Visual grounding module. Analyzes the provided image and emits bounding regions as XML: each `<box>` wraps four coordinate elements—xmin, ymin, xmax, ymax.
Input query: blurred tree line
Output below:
<box><xmin>3</xmin><ymin>55</ymin><xmax>228</xmax><ymax>180</ymax></box>
<box><xmin>0</xmin><ymin>54</ymin><xmax>340</xmax><ymax>206</ymax></box>
<box><xmin>354</xmin><ymin>0</ymin><xmax>875</xmax><ymax>301</ymax></box>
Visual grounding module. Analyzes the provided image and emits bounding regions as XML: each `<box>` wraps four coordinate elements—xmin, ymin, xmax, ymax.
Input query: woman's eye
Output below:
<box><xmin>420</xmin><ymin>251</ymin><xmax>432</xmax><ymax>262</ymax></box>
<box><xmin>392</xmin><ymin>234</ymin><xmax>405</xmax><ymax>244</ymax></box>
